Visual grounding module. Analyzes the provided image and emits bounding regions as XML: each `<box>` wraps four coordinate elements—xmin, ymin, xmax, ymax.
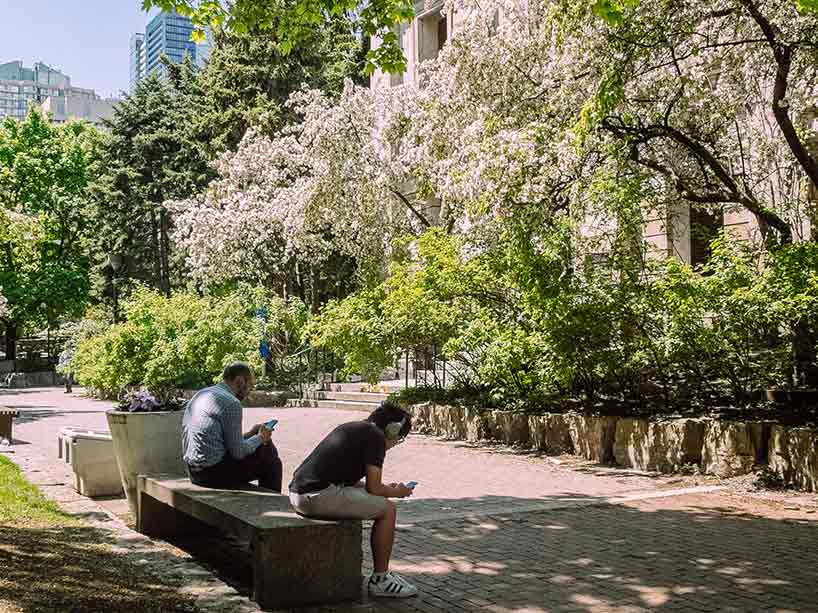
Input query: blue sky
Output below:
<box><xmin>0</xmin><ymin>1</ymin><xmax>158</xmax><ymax>98</ymax></box>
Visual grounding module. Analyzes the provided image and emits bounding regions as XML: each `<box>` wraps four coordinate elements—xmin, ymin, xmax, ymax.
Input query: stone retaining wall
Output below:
<box><xmin>176</xmin><ymin>388</ymin><xmax>292</xmax><ymax>407</ymax></box>
<box><xmin>405</xmin><ymin>403</ymin><xmax>818</xmax><ymax>492</ymax></box>
<box><xmin>769</xmin><ymin>426</ymin><xmax>818</xmax><ymax>492</ymax></box>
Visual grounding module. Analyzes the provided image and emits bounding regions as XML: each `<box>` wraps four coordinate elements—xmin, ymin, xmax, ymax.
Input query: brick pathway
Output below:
<box><xmin>3</xmin><ymin>388</ymin><xmax>818</xmax><ymax>612</ymax></box>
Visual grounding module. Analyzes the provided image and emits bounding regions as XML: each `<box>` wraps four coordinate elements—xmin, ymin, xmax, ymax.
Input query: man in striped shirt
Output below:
<box><xmin>182</xmin><ymin>362</ymin><xmax>282</xmax><ymax>491</ymax></box>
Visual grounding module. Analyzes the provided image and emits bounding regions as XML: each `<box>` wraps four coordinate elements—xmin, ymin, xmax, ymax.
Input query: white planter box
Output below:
<box><xmin>106</xmin><ymin>410</ymin><xmax>186</xmax><ymax>515</ymax></box>
<box><xmin>57</xmin><ymin>427</ymin><xmax>123</xmax><ymax>498</ymax></box>
<box><xmin>58</xmin><ymin>426</ymin><xmax>110</xmax><ymax>465</ymax></box>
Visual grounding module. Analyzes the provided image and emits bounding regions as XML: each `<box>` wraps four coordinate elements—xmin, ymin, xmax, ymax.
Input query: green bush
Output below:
<box><xmin>304</xmin><ymin>224</ymin><xmax>818</xmax><ymax>413</ymax></box>
<box><xmin>305</xmin><ymin>286</ymin><xmax>391</xmax><ymax>383</ymax></box>
<box><xmin>72</xmin><ymin>286</ymin><xmax>309</xmax><ymax>395</ymax></box>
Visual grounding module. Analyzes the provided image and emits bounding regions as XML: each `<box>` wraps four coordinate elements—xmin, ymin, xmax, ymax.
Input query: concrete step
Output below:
<box><xmin>329</xmin><ymin>381</ymin><xmax>408</xmax><ymax>393</ymax></box>
<box><xmin>287</xmin><ymin>398</ymin><xmax>380</xmax><ymax>412</ymax></box>
<box><xmin>314</xmin><ymin>391</ymin><xmax>389</xmax><ymax>403</ymax></box>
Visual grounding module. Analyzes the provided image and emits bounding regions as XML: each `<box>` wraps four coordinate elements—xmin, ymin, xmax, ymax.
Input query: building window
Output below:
<box><xmin>418</xmin><ymin>10</ymin><xmax>448</xmax><ymax>63</ymax></box>
<box><xmin>689</xmin><ymin>206</ymin><xmax>723</xmax><ymax>269</ymax></box>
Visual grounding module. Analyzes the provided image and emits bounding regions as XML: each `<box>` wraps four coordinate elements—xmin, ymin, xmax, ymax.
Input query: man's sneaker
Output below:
<box><xmin>368</xmin><ymin>571</ymin><xmax>419</xmax><ymax>598</ymax></box>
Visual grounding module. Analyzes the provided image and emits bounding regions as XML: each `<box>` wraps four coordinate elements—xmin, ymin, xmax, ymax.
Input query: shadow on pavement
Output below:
<box><xmin>160</xmin><ymin>492</ymin><xmax>817</xmax><ymax>612</ymax></box>
<box><xmin>0</xmin><ymin>524</ymin><xmax>197</xmax><ymax>613</ymax></box>
<box><xmin>13</xmin><ymin>409</ymin><xmax>107</xmax><ymax>425</ymax></box>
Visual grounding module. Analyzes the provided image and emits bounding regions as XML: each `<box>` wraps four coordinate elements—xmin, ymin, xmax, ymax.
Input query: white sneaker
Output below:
<box><xmin>368</xmin><ymin>571</ymin><xmax>419</xmax><ymax>598</ymax></box>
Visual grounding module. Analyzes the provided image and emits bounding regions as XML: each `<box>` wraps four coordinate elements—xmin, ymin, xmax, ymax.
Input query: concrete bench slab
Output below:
<box><xmin>137</xmin><ymin>475</ymin><xmax>362</xmax><ymax>609</ymax></box>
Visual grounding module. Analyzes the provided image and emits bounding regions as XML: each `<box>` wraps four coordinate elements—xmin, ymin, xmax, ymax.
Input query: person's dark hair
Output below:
<box><xmin>222</xmin><ymin>362</ymin><xmax>254</xmax><ymax>382</ymax></box>
<box><xmin>367</xmin><ymin>399</ymin><xmax>412</xmax><ymax>439</ymax></box>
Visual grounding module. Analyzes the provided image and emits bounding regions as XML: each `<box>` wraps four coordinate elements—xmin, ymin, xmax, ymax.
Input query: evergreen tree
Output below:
<box><xmin>174</xmin><ymin>18</ymin><xmax>365</xmax><ymax>154</ymax></box>
<box><xmin>89</xmin><ymin>70</ymin><xmax>213</xmax><ymax>296</ymax></box>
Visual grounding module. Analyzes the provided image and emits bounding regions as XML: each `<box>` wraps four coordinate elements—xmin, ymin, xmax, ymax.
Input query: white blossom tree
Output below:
<box><xmin>170</xmin><ymin>82</ymin><xmax>431</xmax><ymax>294</ymax></box>
<box><xmin>172</xmin><ymin>0</ymin><xmax>818</xmax><ymax>290</ymax></box>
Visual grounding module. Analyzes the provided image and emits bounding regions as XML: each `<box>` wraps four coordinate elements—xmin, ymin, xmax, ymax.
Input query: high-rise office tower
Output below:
<box><xmin>130</xmin><ymin>11</ymin><xmax>211</xmax><ymax>91</ymax></box>
<box><xmin>129</xmin><ymin>33</ymin><xmax>146</xmax><ymax>92</ymax></box>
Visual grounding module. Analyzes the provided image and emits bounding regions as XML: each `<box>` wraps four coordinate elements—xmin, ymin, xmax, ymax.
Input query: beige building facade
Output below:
<box><xmin>41</xmin><ymin>92</ymin><xmax>116</xmax><ymax>127</ymax></box>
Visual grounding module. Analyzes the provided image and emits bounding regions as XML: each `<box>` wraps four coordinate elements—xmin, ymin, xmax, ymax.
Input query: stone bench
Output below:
<box><xmin>0</xmin><ymin>408</ymin><xmax>19</xmax><ymax>440</ymax></box>
<box><xmin>137</xmin><ymin>476</ymin><xmax>363</xmax><ymax>609</ymax></box>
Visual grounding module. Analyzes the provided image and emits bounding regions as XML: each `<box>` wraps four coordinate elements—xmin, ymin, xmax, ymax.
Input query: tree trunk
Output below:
<box><xmin>792</xmin><ymin>321</ymin><xmax>818</xmax><ymax>387</ymax></box>
<box><xmin>151</xmin><ymin>210</ymin><xmax>161</xmax><ymax>291</ymax></box>
<box><xmin>310</xmin><ymin>264</ymin><xmax>319</xmax><ymax>314</ymax></box>
<box><xmin>159</xmin><ymin>208</ymin><xmax>171</xmax><ymax>296</ymax></box>
<box><xmin>3</xmin><ymin>322</ymin><xmax>17</xmax><ymax>362</ymax></box>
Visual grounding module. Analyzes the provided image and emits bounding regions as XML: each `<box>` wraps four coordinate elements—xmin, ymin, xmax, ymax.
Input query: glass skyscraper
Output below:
<box><xmin>129</xmin><ymin>11</ymin><xmax>211</xmax><ymax>92</ymax></box>
<box><xmin>129</xmin><ymin>33</ymin><xmax>146</xmax><ymax>92</ymax></box>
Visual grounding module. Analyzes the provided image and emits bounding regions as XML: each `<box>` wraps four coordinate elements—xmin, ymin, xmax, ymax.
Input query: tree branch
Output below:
<box><xmin>739</xmin><ymin>0</ymin><xmax>818</xmax><ymax>194</ymax></box>
<box><xmin>390</xmin><ymin>188</ymin><xmax>431</xmax><ymax>228</ymax></box>
<box><xmin>604</xmin><ymin>117</ymin><xmax>793</xmax><ymax>243</ymax></box>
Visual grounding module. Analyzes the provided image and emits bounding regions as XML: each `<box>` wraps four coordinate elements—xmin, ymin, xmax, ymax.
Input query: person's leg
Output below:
<box><xmin>289</xmin><ymin>486</ymin><xmax>416</xmax><ymax>597</ymax></box>
<box><xmin>229</xmin><ymin>444</ymin><xmax>283</xmax><ymax>492</ymax></box>
<box><xmin>253</xmin><ymin>443</ymin><xmax>283</xmax><ymax>492</ymax></box>
<box><xmin>370</xmin><ymin>499</ymin><xmax>396</xmax><ymax>573</ymax></box>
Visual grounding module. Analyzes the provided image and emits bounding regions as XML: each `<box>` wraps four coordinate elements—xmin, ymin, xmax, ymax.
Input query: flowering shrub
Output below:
<box><xmin>116</xmin><ymin>389</ymin><xmax>184</xmax><ymax>413</ymax></box>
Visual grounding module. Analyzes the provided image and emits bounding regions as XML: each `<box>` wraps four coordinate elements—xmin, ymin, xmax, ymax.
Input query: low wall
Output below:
<box><xmin>175</xmin><ymin>388</ymin><xmax>293</xmax><ymax>407</ymax></box>
<box><xmin>2</xmin><ymin>370</ymin><xmax>62</xmax><ymax>388</ymax></box>
<box><xmin>406</xmin><ymin>402</ymin><xmax>818</xmax><ymax>492</ymax></box>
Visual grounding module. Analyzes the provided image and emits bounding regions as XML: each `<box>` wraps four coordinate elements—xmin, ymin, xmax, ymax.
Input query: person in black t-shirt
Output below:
<box><xmin>289</xmin><ymin>400</ymin><xmax>418</xmax><ymax>598</ymax></box>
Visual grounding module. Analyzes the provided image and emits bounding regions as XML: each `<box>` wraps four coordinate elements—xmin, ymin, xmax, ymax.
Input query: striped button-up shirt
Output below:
<box><xmin>182</xmin><ymin>382</ymin><xmax>261</xmax><ymax>468</ymax></box>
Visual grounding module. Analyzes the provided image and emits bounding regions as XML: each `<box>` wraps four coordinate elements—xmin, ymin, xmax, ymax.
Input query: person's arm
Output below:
<box><xmin>222</xmin><ymin>399</ymin><xmax>262</xmax><ymax>459</ymax></box>
<box><xmin>365</xmin><ymin>465</ymin><xmax>412</xmax><ymax>498</ymax></box>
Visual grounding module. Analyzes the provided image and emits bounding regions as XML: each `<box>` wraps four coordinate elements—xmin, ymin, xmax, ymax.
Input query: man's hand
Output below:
<box><xmin>393</xmin><ymin>483</ymin><xmax>413</xmax><ymax>498</ymax></box>
<box><xmin>258</xmin><ymin>424</ymin><xmax>272</xmax><ymax>445</ymax></box>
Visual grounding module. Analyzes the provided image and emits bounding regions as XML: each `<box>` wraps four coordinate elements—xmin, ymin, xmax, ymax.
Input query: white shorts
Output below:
<box><xmin>289</xmin><ymin>484</ymin><xmax>388</xmax><ymax>520</ymax></box>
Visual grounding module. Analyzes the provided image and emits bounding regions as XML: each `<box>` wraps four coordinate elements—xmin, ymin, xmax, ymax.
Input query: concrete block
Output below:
<box><xmin>567</xmin><ymin>414</ymin><xmax>618</xmax><ymax>463</ymax></box>
<box><xmin>528</xmin><ymin>414</ymin><xmax>574</xmax><ymax>454</ymax></box>
<box><xmin>614</xmin><ymin>418</ymin><xmax>705</xmax><ymax>472</ymax></box>
<box><xmin>59</xmin><ymin>428</ymin><xmax>123</xmax><ymax>497</ymax></box>
<box><xmin>701</xmin><ymin>420</ymin><xmax>767</xmax><ymax>477</ymax></box>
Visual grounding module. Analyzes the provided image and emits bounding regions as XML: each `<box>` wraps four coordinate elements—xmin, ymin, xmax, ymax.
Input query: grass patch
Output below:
<box><xmin>0</xmin><ymin>455</ymin><xmax>199</xmax><ymax>612</ymax></box>
<box><xmin>0</xmin><ymin>454</ymin><xmax>76</xmax><ymax>525</ymax></box>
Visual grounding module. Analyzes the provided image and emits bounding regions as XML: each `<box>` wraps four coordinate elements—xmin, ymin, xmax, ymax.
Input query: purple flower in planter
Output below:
<box><xmin>117</xmin><ymin>389</ymin><xmax>183</xmax><ymax>412</ymax></box>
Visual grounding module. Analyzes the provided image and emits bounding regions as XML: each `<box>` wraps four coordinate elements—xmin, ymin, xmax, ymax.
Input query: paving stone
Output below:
<box><xmin>4</xmin><ymin>388</ymin><xmax>818</xmax><ymax>613</ymax></box>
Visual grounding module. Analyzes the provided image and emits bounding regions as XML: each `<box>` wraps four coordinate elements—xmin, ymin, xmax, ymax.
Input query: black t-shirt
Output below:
<box><xmin>289</xmin><ymin>421</ymin><xmax>386</xmax><ymax>494</ymax></box>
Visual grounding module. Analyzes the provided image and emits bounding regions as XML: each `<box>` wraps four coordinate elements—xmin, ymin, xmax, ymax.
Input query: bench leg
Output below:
<box><xmin>0</xmin><ymin>414</ymin><xmax>13</xmax><ymax>440</ymax></box>
<box><xmin>137</xmin><ymin>491</ymin><xmax>209</xmax><ymax>538</ymax></box>
<box><xmin>252</xmin><ymin>521</ymin><xmax>363</xmax><ymax>608</ymax></box>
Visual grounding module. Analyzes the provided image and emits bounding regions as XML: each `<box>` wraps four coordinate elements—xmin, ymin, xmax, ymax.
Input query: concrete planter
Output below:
<box><xmin>58</xmin><ymin>427</ymin><xmax>123</xmax><ymax>498</ymax></box>
<box><xmin>769</xmin><ymin>425</ymin><xmax>818</xmax><ymax>492</ymax></box>
<box><xmin>403</xmin><ymin>401</ymin><xmax>818</xmax><ymax>493</ymax></box>
<box><xmin>106</xmin><ymin>409</ymin><xmax>186</xmax><ymax>515</ymax></box>
<box><xmin>614</xmin><ymin>418</ymin><xmax>706</xmax><ymax>473</ymax></box>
